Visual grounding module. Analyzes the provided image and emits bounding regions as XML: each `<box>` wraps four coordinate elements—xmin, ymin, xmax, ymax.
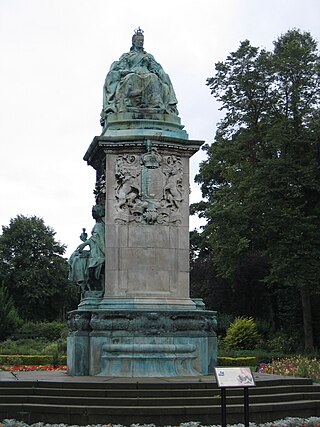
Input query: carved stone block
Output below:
<box><xmin>67</xmin><ymin>309</ymin><xmax>217</xmax><ymax>377</ymax></box>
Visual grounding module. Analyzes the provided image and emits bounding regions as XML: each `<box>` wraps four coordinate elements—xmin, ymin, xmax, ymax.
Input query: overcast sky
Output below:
<box><xmin>1</xmin><ymin>0</ymin><xmax>319</xmax><ymax>256</ymax></box>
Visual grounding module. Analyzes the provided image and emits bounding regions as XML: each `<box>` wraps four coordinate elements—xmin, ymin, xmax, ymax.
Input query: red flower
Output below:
<box><xmin>0</xmin><ymin>365</ymin><xmax>67</xmax><ymax>371</ymax></box>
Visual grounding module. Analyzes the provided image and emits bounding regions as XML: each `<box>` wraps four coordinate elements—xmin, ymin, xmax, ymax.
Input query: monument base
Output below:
<box><xmin>77</xmin><ymin>296</ymin><xmax>199</xmax><ymax>311</ymax></box>
<box><xmin>67</xmin><ymin>306</ymin><xmax>217</xmax><ymax>377</ymax></box>
<box><xmin>101</xmin><ymin>112</ymin><xmax>188</xmax><ymax>140</ymax></box>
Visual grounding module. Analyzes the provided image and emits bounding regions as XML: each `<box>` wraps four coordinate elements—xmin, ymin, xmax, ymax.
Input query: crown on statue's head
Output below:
<box><xmin>134</xmin><ymin>27</ymin><xmax>144</xmax><ymax>37</ymax></box>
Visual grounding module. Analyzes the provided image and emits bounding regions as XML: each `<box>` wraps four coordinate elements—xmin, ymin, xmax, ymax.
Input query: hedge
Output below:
<box><xmin>218</xmin><ymin>356</ymin><xmax>257</xmax><ymax>366</ymax></box>
<box><xmin>0</xmin><ymin>354</ymin><xmax>67</xmax><ymax>365</ymax></box>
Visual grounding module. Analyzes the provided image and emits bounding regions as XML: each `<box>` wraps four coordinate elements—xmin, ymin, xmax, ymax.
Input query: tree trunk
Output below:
<box><xmin>300</xmin><ymin>286</ymin><xmax>314</xmax><ymax>352</ymax></box>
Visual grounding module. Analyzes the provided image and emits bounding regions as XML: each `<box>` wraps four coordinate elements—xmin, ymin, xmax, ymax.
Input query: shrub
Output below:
<box><xmin>17</xmin><ymin>321</ymin><xmax>67</xmax><ymax>341</ymax></box>
<box><xmin>267</xmin><ymin>329</ymin><xmax>303</xmax><ymax>354</ymax></box>
<box><xmin>224</xmin><ymin>316</ymin><xmax>260</xmax><ymax>350</ymax></box>
<box><xmin>0</xmin><ymin>335</ymin><xmax>67</xmax><ymax>358</ymax></box>
<box><xmin>41</xmin><ymin>338</ymin><xmax>66</xmax><ymax>355</ymax></box>
<box><xmin>0</xmin><ymin>338</ymin><xmax>49</xmax><ymax>355</ymax></box>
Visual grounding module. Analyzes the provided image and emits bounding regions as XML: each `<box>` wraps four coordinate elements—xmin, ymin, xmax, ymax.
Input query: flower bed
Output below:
<box><xmin>0</xmin><ymin>365</ymin><xmax>67</xmax><ymax>371</ymax></box>
<box><xmin>258</xmin><ymin>355</ymin><xmax>320</xmax><ymax>383</ymax></box>
<box><xmin>2</xmin><ymin>416</ymin><xmax>320</xmax><ymax>427</ymax></box>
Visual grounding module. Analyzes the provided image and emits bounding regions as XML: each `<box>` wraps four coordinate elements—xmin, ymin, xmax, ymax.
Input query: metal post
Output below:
<box><xmin>244</xmin><ymin>387</ymin><xmax>249</xmax><ymax>427</ymax></box>
<box><xmin>221</xmin><ymin>387</ymin><xmax>227</xmax><ymax>427</ymax></box>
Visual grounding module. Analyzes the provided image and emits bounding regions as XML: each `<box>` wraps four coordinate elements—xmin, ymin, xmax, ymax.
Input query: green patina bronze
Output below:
<box><xmin>68</xmin><ymin>204</ymin><xmax>105</xmax><ymax>298</ymax></box>
<box><xmin>100</xmin><ymin>28</ymin><xmax>178</xmax><ymax>127</ymax></box>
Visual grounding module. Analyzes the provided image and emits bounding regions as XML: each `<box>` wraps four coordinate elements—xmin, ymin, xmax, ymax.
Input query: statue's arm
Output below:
<box><xmin>77</xmin><ymin>240</ymin><xmax>90</xmax><ymax>252</ymax></box>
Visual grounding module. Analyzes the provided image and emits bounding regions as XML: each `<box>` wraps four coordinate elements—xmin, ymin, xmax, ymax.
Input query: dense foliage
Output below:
<box><xmin>17</xmin><ymin>321</ymin><xmax>68</xmax><ymax>341</ymax></box>
<box><xmin>0</xmin><ymin>282</ymin><xmax>22</xmax><ymax>341</ymax></box>
<box><xmin>191</xmin><ymin>29</ymin><xmax>320</xmax><ymax>351</ymax></box>
<box><xmin>0</xmin><ymin>215</ymin><xmax>78</xmax><ymax>324</ymax></box>
<box><xmin>224</xmin><ymin>316</ymin><xmax>261</xmax><ymax>350</ymax></box>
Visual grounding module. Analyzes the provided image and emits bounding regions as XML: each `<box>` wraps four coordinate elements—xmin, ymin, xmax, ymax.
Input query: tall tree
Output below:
<box><xmin>192</xmin><ymin>29</ymin><xmax>320</xmax><ymax>351</ymax></box>
<box><xmin>0</xmin><ymin>282</ymin><xmax>22</xmax><ymax>340</ymax></box>
<box><xmin>0</xmin><ymin>215</ymin><xmax>78</xmax><ymax>321</ymax></box>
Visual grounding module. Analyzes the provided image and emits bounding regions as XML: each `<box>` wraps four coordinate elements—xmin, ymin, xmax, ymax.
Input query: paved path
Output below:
<box><xmin>0</xmin><ymin>370</ymin><xmax>291</xmax><ymax>384</ymax></box>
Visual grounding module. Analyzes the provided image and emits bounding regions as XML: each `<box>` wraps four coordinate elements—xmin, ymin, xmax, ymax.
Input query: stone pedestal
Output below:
<box><xmin>68</xmin><ymin>309</ymin><xmax>217</xmax><ymax>377</ymax></box>
<box><xmin>67</xmin><ymin>113</ymin><xmax>218</xmax><ymax>377</ymax></box>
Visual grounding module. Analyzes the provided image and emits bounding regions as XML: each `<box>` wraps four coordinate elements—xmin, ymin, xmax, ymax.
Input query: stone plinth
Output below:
<box><xmin>67</xmin><ymin>309</ymin><xmax>217</xmax><ymax>377</ymax></box>
<box><xmin>67</xmin><ymin>133</ymin><xmax>218</xmax><ymax>377</ymax></box>
<box><xmin>81</xmin><ymin>134</ymin><xmax>204</xmax><ymax>312</ymax></box>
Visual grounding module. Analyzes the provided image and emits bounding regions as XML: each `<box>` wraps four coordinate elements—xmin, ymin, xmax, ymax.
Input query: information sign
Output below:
<box><xmin>214</xmin><ymin>366</ymin><xmax>255</xmax><ymax>388</ymax></box>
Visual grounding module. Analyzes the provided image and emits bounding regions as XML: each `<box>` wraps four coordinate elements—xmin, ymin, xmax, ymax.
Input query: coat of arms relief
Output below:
<box><xmin>114</xmin><ymin>145</ymin><xmax>184</xmax><ymax>225</ymax></box>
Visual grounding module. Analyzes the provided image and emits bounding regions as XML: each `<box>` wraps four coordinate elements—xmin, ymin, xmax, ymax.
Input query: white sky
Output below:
<box><xmin>1</xmin><ymin>0</ymin><xmax>319</xmax><ymax>257</ymax></box>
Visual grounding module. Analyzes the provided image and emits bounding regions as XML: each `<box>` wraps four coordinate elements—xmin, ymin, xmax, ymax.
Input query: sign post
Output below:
<box><xmin>214</xmin><ymin>367</ymin><xmax>256</xmax><ymax>427</ymax></box>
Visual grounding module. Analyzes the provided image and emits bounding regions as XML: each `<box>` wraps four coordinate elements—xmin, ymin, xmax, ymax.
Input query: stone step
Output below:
<box><xmin>2</xmin><ymin>391</ymin><xmax>320</xmax><ymax>406</ymax></box>
<box><xmin>1</xmin><ymin>399</ymin><xmax>320</xmax><ymax>426</ymax></box>
<box><xmin>0</xmin><ymin>373</ymin><xmax>312</xmax><ymax>390</ymax></box>
<box><xmin>1</xmin><ymin>376</ymin><xmax>320</xmax><ymax>425</ymax></box>
<box><xmin>1</xmin><ymin>382</ymin><xmax>319</xmax><ymax>398</ymax></box>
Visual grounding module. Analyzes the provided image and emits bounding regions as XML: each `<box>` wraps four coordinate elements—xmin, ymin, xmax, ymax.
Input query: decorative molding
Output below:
<box><xmin>68</xmin><ymin>310</ymin><xmax>217</xmax><ymax>337</ymax></box>
<box><xmin>67</xmin><ymin>312</ymin><xmax>92</xmax><ymax>332</ymax></box>
<box><xmin>83</xmin><ymin>135</ymin><xmax>204</xmax><ymax>170</ymax></box>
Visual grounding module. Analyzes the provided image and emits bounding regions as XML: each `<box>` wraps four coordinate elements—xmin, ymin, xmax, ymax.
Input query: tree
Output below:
<box><xmin>0</xmin><ymin>282</ymin><xmax>22</xmax><ymax>340</ymax></box>
<box><xmin>0</xmin><ymin>215</ymin><xmax>78</xmax><ymax>321</ymax></box>
<box><xmin>190</xmin><ymin>230</ymin><xmax>231</xmax><ymax>313</ymax></box>
<box><xmin>192</xmin><ymin>29</ymin><xmax>320</xmax><ymax>351</ymax></box>
<box><xmin>190</xmin><ymin>230</ymin><xmax>273</xmax><ymax>325</ymax></box>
